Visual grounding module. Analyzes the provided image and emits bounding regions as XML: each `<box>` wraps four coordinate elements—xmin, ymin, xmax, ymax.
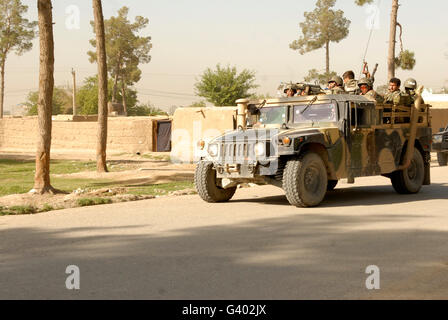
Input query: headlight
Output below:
<box><xmin>254</xmin><ymin>142</ymin><xmax>266</xmax><ymax>157</ymax></box>
<box><xmin>208</xmin><ymin>144</ymin><xmax>219</xmax><ymax>157</ymax></box>
<box><xmin>433</xmin><ymin>135</ymin><xmax>443</xmax><ymax>144</ymax></box>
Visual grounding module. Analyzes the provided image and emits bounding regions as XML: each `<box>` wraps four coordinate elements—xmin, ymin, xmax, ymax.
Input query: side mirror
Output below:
<box><xmin>439</xmin><ymin>128</ymin><xmax>445</xmax><ymax>132</ymax></box>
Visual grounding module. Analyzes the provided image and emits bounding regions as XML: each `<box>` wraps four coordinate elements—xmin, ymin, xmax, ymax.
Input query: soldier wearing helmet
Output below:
<box><xmin>283</xmin><ymin>83</ymin><xmax>297</xmax><ymax>97</ymax></box>
<box><xmin>404</xmin><ymin>78</ymin><xmax>424</xmax><ymax>103</ymax></box>
<box><xmin>326</xmin><ymin>76</ymin><xmax>345</xmax><ymax>94</ymax></box>
<box><xmin>358</xmin><ymin>77</ymin><xmax>383</xmax><ymax>103</ymax></box>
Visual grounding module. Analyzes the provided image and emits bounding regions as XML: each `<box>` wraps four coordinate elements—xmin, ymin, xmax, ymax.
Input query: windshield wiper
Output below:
<box><xmin>300</xmin><ymin>96</ymin><xmax>318</xmax><ymax>115</ymax></box>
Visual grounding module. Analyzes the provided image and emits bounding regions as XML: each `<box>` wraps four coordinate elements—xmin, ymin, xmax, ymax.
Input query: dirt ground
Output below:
<box><xmin>0</xmin><ymin>151</ymin><xmax>196</xmax><ymax>212</ymax></box>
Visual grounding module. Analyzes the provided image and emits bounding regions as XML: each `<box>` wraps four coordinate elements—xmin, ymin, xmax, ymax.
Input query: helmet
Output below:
<box><xmin>404</xmin><ymin>78</ymin><xmax>417</xmax><ymax>89</ymax></box>
<box><xmin>328</xmin><ymin>76</ymin><xmax>343</xmax><ymax>86</ymax></box>
<box><xmin>283</xmin><ymin>82</ymin><xmax>296</xmax><ymax>93</ymax></box>
<box><xmin>358</xmin><ymin>77</ymin><xmax>373</xmax><ymax>88</ymax></box>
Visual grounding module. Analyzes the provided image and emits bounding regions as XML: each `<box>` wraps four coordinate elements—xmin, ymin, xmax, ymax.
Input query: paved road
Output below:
<box><xmin>1</xmin><ymin>167</ymin><xmax>448</xmax><ymax>300</ymax></box>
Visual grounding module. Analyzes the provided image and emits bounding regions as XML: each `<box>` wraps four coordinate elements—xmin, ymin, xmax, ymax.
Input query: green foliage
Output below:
<box><xmin>304</xmin><ymin>69</ymin><xmax>337</xmax><ymax>86</ymax></box>
<box><xmin>395</xmin><ymin>50</ymin><xmax>416</xmax><ymax>70</ymax></box>
<box><xmin>290</xmin><ymin>0</ymin><xmax>350</xmax><ymax>71</ymax></box>
<box><xmin>26</xmin><ymin>87</ymin><xmax>72</xmax><ymax>115</ymax></box>
<box><xmin>41</xmin><ymin>204</ymin><xmax>54</xmax><ymax>212</ymax></box>
<box><xmin>88</xmin><ymin>6</ymin><xmax>152</xmax><ymax>102</ymax></box>
<box><xmin>187</xmin><ymin>101</ymin><xmax>206</xmax><ymax>108</ymax></box>
<box><xmin>77</xmin><ymin>76</ymin><xmax>137</xmax><ymax>115</ymax></box>
<box><xmin>195</xmin><ymin>64</ymin><xmax>258</xmax><ymax>106</ymax></box>
<box><xmin>354</xmin><ymin>0</ymin><xmax>373</xmax><ymax>5</ymax></box>
<box><xmin>77</xmin><ymin>198</ymin><xmax>113</xmax><ymax>207</ymax></box>
<box><xmin>127</xmin><ymin>102</ymin><xmax>167</xmax><ymax>116</ymax></box>
<box><xmin>0</xmin><ymin>0</ymin><xmax>37</xmax><ymax>60</ymax></box>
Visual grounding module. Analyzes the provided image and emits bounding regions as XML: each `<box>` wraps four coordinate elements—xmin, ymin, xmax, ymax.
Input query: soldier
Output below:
<box><xmin>358</xmin><ymin>77</ymin><xmax>384</xmax><ymax>103</ymax></box>
<box><xmin>283</xmin><ymin>83</ymin><xmax>297</xmax><ymax>97</ymax></box>
<box><xmin>384</xmin><ymin>78</ymin><xmax>403</xmax><ymax>105</ymax></box>
<box><xmin>343</xmin><ymin>70</ymin><xmax>359</xmax><ymax>94</ymax></box>
<box><xmin>404</xmin><ymin>78</ymin><xmax>424</xmax><ymax>103</ymax></box>
<box><xmin>326</xmin><ymin>76</ymin><xmax>345</xmax><ymax>94</ymax></box>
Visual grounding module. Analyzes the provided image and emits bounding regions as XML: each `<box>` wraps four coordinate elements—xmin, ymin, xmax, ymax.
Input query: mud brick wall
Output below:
<box><xmin>0</xmin><ymin>117</ymin><xmax>165</xmax><ymax>155</ymax></box>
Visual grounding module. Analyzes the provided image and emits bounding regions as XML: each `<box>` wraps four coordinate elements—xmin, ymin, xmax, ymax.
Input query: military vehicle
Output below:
<box><xmin>194</xmin><ymin>90</ymin><xmax>432</xmax><ymax>207</ymax></box>
<box><xmin>432</xmin><ymin>124</ymin><xmax>448</xmax><ymax>166</ymax></box>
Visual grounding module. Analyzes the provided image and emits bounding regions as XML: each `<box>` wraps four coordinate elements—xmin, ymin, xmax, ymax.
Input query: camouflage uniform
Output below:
<box><xmin>345</xmin><ymin>79</ymin><xmax>360</xmax><ymax>95</ymax></box>
<box><xmin>325</xmin><ymin>76</ymin><xmax>345</xmax><ymax>95</ymax></box>
<box><xmin>363</xmin><ymin>89</ymin><xmax>384</xmax><ymax>103</ymax></box>
<box><xmin>384</xmin><ymin>90</ymin><xmax>402</xmax><ymax>105</ymax></box>
<box><xmin>327</xmin><ymin>87</ymin><xmax>345</xmax><ymax>95</ymax></box>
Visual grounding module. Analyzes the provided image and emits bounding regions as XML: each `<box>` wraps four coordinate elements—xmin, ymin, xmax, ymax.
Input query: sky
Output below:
<box><xmin>4</xmin><ymin>0</ymin><xmax>448</xmax><ymax>113</ymax></box>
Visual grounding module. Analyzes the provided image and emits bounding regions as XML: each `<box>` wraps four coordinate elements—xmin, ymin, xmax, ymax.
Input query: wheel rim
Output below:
<box><xmin>303</xmin><ymin>162</ymin><xmax>322</xmax><ymax>193</ymax></box>
<box><xmin>407</xmin><ymin>160</ymin><xmax>417</xmax><ymax>180</ymax></box>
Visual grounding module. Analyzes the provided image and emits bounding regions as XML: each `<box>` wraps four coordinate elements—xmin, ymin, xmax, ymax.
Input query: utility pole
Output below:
<box><xmin>71</xmin><ymin>68</ymin><xmax>77</xmax><ymax>115</ymax></box>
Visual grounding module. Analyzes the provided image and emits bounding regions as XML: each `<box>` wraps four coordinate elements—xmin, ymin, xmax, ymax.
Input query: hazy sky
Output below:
<box><xmin>4</xmin><ymin>0</ymin><xmax>448</xmax><ymax>112</ymax></box>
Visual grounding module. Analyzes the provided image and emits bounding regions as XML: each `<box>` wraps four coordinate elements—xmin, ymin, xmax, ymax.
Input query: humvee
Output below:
<box><xmin>194</xmin><ymin>91</ymin><xmax>432</xmax><ymax>207</ymax></box>
<box><xmin>432</xmin><ymin>124</ymin><xmax>448</xmax><ymax>166</ymax></box>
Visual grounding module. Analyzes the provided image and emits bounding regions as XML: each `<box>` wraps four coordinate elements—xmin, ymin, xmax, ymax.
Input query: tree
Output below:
<box><xmin>304</xmin><ymin>69</ymin><xmax>337</xmax><ymax>86</ymax></box>
<box><xmin>26</xmin><ymin>87</ymin><xmax>72</xmax><ymax>115</ymax></box>
<box><xmin>195</xmin><ymin>64</ymin><xmax>258</xmax><ymax>106</ymax></box>
<box><xmin>92</xmin><ymin>0</ymin><xmax>108</xmax><ymax>173</ymax></box>
<box><xmin>32</xmin><ymin>0</ymin><xmax>55</xmax><ymax>194</ymax></box>
<box><xmin>355</xmin><ymin>0</ymin><xmax>416</xmax><ymax>79</ymax></box>
<box><xmin>88</xmin><ymin>6</ymin><xmax>152</xmax><ymax>106</ymax></box>
<box><xmin>290</xmin><ymin>0</ymin><xmax>350</xmax><ymax>74</ymax></box>
<box><xmin>76</xmin><ymin>76</ymin><xmax>137</xmax><ymax>115</ymax></box>
<box><xmin>127</xmin><ymin>102</ymin><xmax>167</xmax><ymax>116</ymax></box>
<box><xmin>0</xmin><ymin>0</ymin><xmax>36</xmax><ymax>118</ymax></box>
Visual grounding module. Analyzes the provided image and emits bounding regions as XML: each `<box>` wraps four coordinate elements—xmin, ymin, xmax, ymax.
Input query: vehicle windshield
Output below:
<box><xmin>293</xmin><ymin>103</ymin><xmax>337</xmax><ymax>124</ymax></box>
<box><xmin>258</xmin><ymin>106</ymin><xmax>287</xmax><ymax>125</ymax></box>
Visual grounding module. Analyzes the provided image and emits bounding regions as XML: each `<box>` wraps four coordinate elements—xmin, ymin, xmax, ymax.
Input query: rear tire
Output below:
<box><xmin>391</xmin><ymin>149</ymin><xmax>425</xmax><ymax>194</ymax></box>
<box><xmin>327</xmin><ymin>180</ymin><xmax>338</xmax><ymax>191</ymax></box>
<box><xmin>437</xmin><ymin>152</ymin><xmax>448</xmax><ymax>166</ymax></box>
<box><xmin>194</xmin><ymin>161</ymin><xmax>236</xmax><ymax>203</ymax></box>
<box><xmin>283</xmin><ymin>152</ymin><xmax>328</xmax><ymax>207</ymax></box>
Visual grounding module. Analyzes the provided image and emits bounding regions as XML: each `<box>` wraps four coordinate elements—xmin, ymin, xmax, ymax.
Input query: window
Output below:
<box><xmin>258</xmin><ymin>106</ymin><xmax>287</xmax><ymax>125</ymax></box>
<box><xmin>293</xmin><ymin>103</ymin><xmax>337</xmax><ymax>124</ymax></box>
<box><xmin>351</xmin><ymin>103</ymin><xmax>374</xmax><ymax>128</ymax></box>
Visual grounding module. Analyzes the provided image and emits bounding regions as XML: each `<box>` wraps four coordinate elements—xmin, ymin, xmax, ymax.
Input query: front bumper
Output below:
<box><xmin>215</xmin><ymin>160</ymin><xmax>280</xmax><ymax>179</ymax></box>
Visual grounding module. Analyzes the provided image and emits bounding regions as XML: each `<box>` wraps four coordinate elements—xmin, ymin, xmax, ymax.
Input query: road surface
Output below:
<box><xmin>1</xmin><ymin>167</ymin><xmax>448</xmax><ymax>300</ymax></box>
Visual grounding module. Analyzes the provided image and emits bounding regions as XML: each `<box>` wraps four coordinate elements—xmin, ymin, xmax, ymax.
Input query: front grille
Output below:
<box><xmin>444</xmin><ymin>135</ymin><xmax>448</xmax><ymax>142</ymax></box>
<box><xmin>219</xmin><ymin>141</ymin><xmax>276</xmax><ymax>162</ymax></box>
<box><xmin>220</xmin><ymin>142</ymin><xmax>253</xmax><ymax>160</ymax></box>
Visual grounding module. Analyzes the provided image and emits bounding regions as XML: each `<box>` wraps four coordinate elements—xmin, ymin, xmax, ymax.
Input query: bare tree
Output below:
<box><xmin>92</xmin><ymin>0</ymin><xmax>108</xmax><ymax>172</ymax></box>
<box><xmin>33</xmin><ymin>0</ymin><xmax>55</xmax><ymax>194</ymax></box>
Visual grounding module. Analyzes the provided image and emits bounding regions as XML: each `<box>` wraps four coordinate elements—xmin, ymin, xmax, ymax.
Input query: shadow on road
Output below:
<box><xmin>1</xmin><ymin>208</ymin><xmax>448</xmax><ymax>300</ymax></box>
<box><xmin>231</xmin><ymin>183</ymin><xmax>448</xmax><ymax>208</ymax></box>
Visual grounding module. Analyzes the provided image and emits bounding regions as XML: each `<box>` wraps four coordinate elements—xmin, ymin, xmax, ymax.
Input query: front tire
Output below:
<box><xmin>283</xmin><ymin>152</ymin><xmax>328</xmax><ymax>207</ymax></box>
<box><xmin>391</xmin><ymin>149</ymin><xmax>425</xmax><ymax>194</ymax></box>
<box><xmin>194</xmin><ymin>161</ymin><xmax>236</xmax><ymax>203</ymax></box>
<box><xmin>437</xmin><ymin>152</ymin><xmax>448</xmax><ymax>166</ymax></box>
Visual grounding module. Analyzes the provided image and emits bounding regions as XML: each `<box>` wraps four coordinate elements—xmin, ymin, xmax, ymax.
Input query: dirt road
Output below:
<box><xmin>1</xmin><ymin>167</ymin><xmax>448</xmax><ymax>300</ymax></box>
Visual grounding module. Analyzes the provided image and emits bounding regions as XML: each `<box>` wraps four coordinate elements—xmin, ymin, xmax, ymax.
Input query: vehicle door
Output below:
<box><xmin>346</xmin><ymin>101</ymin><xmax>377</xmax><ymax>177</ymax></box>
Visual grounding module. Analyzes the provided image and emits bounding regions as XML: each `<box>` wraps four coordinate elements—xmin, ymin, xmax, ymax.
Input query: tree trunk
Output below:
<box><xmin>0</xmin><ymin>58</ymin><xmax>5</xmax><ymax>119</ymax></box>
<box><xmin>93</xmin><ymin>0</ymin><xmax>108</xmax><ymax>173</ymax></box>
<box><xmin>112</xmin><ymin>70</ymin><xmax>119</xmax><ymax>103</ymax></box>
<box><xmin>325</xmin><ymin>41</ymin><xmax>330</xmax><ymax>75</ymax></box>
<box><xmin>388</xmin><ymin>0</ymin><xmax>399</xmax><ymax>80</ymax></box>
<box><xmin>33</xmin><ymin>0</ymin><xmax>55</xmax><ymax>194</ymax></box>
<box><xmin>121</xmin><ymin>81</ymin><xmax>127</xmax><ymax>115</ymax></box>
